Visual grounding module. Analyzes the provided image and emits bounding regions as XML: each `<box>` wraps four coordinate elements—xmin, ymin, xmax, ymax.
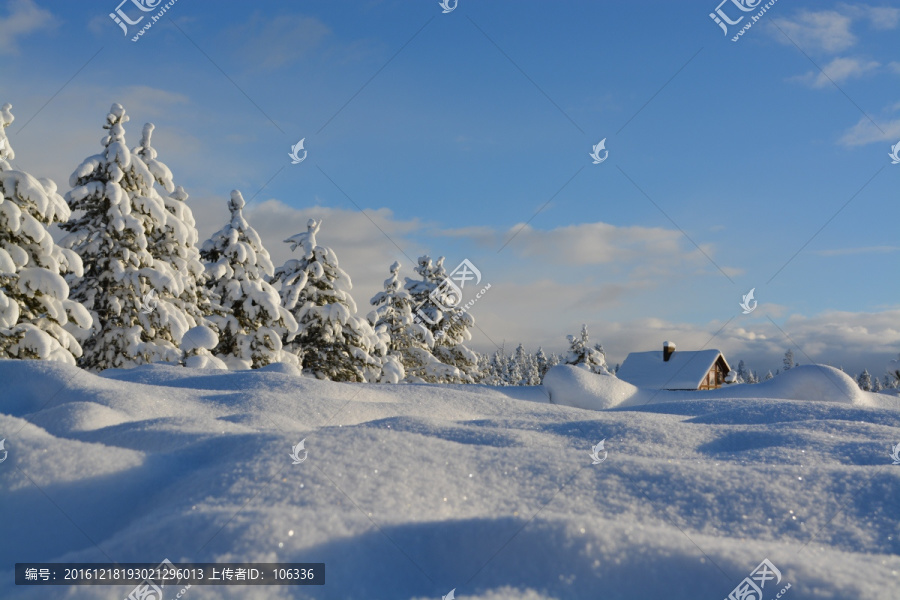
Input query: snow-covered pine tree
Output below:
<box><xmin>535</xmin><ymin>347</ymin><xmax>550</xmax><ymax>380</ymax></box>
<box><xmin>872</xmin><ymin>377</ymin><xmax>882</xmax><ymax>393</ymax></box>
<box><xmin>856</xmin><ymin>369</ymin><xmax>872</xmax><ymax>391</ymax></box>
<box><xmin>735</xmin><ymin>360</ymin><xmax>748</xmax><ymax>384</ymax></box>
<box><xmin>747</xmin><ymin>370</ymin><xmax>759</xmax><ymax>384</ymax></box>
<box><xmin>60</xmin><ymin>104</ymin><xmax>192</xmax><ymax>370</ymax></box>
<box><xmin>368</xmin><ymin>260</ymin><xmax>456</xmax><ymax>383</ymax></box>
<box><xmin>405</xmin><ymin>255</ymin><xmax>479</xmax><ymax>382</ymax></box>
<box><xmin>565</xmin><ymin>324</ymin><xmax>611</xmax><ymax>374</ymax></box>
<box><xmin>783</xmin><ymin>349</ymin><xmax>794</xmax><ymax>371</ymax></box>
<box><xmin>272</xmin><ymin>218</ymin><xmax>384</xmax><ymax>382</ymax></box>
<box><xmin>200</xmin><ymin>190</ymin><xmax>298</xmax><ymax>369</ymax></box>
<box><xmin>478</xmin><ymin>348</ymin><xmax>507</xmax><ymax>385</ymax></box>
<box><xmin>764</xmin><ymin>370</ymin><xmax>774</xmax><ymax>380</ymax></box>
<box><xmin>0</xmin><ymin>103</ymin><xmax>92</xmax><ymax>363</ymax></box>
<box><xmin>132</xmin><ymin>123</ymin><xmax>211</xmax><ymax>333</ymax></box>
<box><xmin>512</xmin><ymin>343</ymin><xmax>540</xmax><ymax>385</ymax></box>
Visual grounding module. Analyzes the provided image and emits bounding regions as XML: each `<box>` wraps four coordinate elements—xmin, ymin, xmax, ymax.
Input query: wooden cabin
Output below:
<box><xmin>616</xmin><ymin>341</ymin><xmax>731</xmax><ymax>390</ymax></box>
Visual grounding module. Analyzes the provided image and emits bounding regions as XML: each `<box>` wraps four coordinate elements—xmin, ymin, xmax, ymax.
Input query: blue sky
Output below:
<box><xmin>1</xmin><ymin>0</ymin><xmax>898</xmax><ymax>375</ymax></box>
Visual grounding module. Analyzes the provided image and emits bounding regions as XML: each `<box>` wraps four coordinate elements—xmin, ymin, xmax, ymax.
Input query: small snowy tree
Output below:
<box><xmin>872</xmin><ymin>377</ymin><xmax>882</xmax><ymax>393</ymax></box>
<box><xmin>0</xmin><ymin>103</ymin><xmax>92</xmax><ymax>363</ymax></box>
<box><xmin>405</xmin><ymin>255</ymin><xmax>480</xmax><ymax>382</ymax></box>
<box><xmin>783</xmin><ymin>349</ymin><xmax>794</xmax><ymax>371</ymax></box>
<box><xmin>565</xmin><ymin>324</ymin><xmax>611</xmax><ymax>374</ymax></box>
<box><xmin>747</xmin><ymin>370</ymin><xmax>759</xmax><ymax>384</ymax></box>
<box><xmin>368</xmin><ymin>260</ymin><xmax>456</xmax><ymax>383</ymax></box>
<box><xmin>515</xmin><ymin>344</ymin><xmax>541</xmax><ymax>385</ymax></box>
<box><xmin>735</xmin><ymin>360</ymin><xmax>748</xmax><ymax>384</ymax></box>
<box><xmin>536</xmin><ymin>347</ymin><xmax>551</xmax><ymax>380</ymax></box>
<box><xmin>764</xmin><ymin>370</ymin><xmax>774</xmax><ymax>380</ymax></box>
<box><xmin>60</xmin><ymin>104</ymin><xmax>190</xmax><ymax>370</ymax></box>
<box><xmin>856</xmin><ymin>369</ymin><xmax>872</xmax><ymax>392</ymax></box>
<box><xmin>200</xmin><ymin>190</ymin><xmax>298</xmax><ymax>369</ymax></box>
<box><xmin>273</xmin><ymin>218</ymin><xmax>385</xmax><ymax>382</ymax></box>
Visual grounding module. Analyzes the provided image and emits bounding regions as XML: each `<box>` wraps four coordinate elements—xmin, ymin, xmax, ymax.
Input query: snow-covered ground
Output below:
<box><xmin>1</xmin><ymin>360</ymin><xmax>899</xmax><ymax>599</ymax></box>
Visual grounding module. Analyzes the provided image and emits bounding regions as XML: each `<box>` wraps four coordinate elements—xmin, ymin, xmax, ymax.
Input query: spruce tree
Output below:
<box><xmin>565</xmin><ymin>324</ymin><xmax>610</xmax><ymax>374</ymax></box>
<box><xmin>0</xmin><ymin>103</ymin><xmax>92</xmax><ymax>363</ymax></box>
<box><xmin>368</xmin><ymin>260</ymin><xmax>456</xmax><ymax>383</ymax></box>
<box><xmin>200</xmin><ymin>190</ymin><xmax>298</xmax><ymax>369</ymax></box>
<box><xmin>132</xmin><ymin>123</ymin><xmax>211</xmax><ymax>332</ymax></box>
<box><xmin>856</xmin><ymin>369</ymin><xmax>872</xmax><ymax>391</ymax></box>
<box><xmin>60</xmin><ymin>104</ymin><xmax>187</xmax><ymax>370</ymax></box>
<box><xmin>272</xmin><ymin>218</ymin><xmax>385</xmax><ymax>381</ymax></box>
<box><xmin>783</xmin><ymin>349</ymin><xmax>794</xmax><ymax>371</ymax></box>
<box><xmin>405</xmin><ymin>255</ymin><xmax>479</xmax><ymax>382</ymax></box>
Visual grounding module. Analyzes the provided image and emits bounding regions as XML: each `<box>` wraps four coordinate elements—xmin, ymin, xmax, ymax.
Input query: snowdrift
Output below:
<box><xmin>544</xmin><ymin>363</ymin><xmax>898</xmax><ymax>411</ymax></box>
<box><xmin>1</xmin><ymin>359</ymin><xmax>898</xmax><ymax>600</ymax></box>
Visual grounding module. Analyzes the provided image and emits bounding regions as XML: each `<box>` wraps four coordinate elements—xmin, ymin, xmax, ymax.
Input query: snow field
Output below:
<box><xmin>1</xmin><ymin>360</ymin><xmax>899</xmax><ymax>599</ymax></box>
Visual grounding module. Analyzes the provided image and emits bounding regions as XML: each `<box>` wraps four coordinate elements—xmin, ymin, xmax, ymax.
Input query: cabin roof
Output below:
<box><xmin>617</xmin><ymin>349</ymin><xmax>728</xmax><ymax>390</ymax></box>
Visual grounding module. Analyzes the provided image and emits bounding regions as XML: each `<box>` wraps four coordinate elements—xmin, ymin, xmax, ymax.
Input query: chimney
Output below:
<box><xmin>663</xmin><ymin>341</ymin><xmax>675</xmax><ymax>362</ymax></box>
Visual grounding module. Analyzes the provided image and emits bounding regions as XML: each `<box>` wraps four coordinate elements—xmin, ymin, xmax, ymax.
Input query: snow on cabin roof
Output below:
<box><xmin>616</xmin><ymin>349</ymin><xmax>727</xmax><ymax>390</ymax></box>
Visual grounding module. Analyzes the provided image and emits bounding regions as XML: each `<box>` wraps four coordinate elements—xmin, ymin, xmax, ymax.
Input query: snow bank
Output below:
<box><xmin>545</xmin><ymin>363</ymin><xmax>879</xmax><ymax>410</ymax></box>
<box><xmin>543</xmin><ymin>364</ymin><xmax>643</xmax><ymax>409</ymax></box>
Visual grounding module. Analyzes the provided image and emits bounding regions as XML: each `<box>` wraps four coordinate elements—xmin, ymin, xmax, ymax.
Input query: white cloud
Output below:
<box><xmin>838</xmin><ymin>113</ymin><xmax>900</xmax><ymax>146</ymax></box>
<box><xmin>773</xmin><ymin>5</ymin><xmax>899</xmax><ymax>54</ymax></box>
<box><xmin>772</xmin><ymin>10</ymin><xmax>856</xmax><ymax>53</ymax></box>
<box><xmin>790</xmin><ymin>57</ymin><xmax>880</xmax><ymax>89</ymax></box>
<box><xmin>442</xmin><ymin>221</ymin><xmax>734</xmax><ymax>276</ymax></box>
<box><xmin>224</xmin><ymin>13</ymin><xmax>331</xmax><ymax>70</ymax></box>
<box><xmin>0</xmin><ymin>0</ymin><xmax>56</xmax><ymax>55</ymax></box>
<box><xmin>840</xmin><ymin>3</ymin><xmax>900</xmax><ymax>30</ymax></box>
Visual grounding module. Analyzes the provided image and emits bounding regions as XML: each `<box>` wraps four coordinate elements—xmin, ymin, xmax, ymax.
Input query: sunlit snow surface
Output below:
<box><xmin>1</xmin><ymin>360</ymin><xmax>899</xmax><ymax>599</ymax></box>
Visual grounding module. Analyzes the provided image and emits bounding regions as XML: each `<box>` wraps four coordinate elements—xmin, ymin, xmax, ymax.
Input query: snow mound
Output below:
<box><xmin>723</xmin><ymin>364</ymin><xmax>863</xmax><ymax>404</ymax></box>
<box><xmin>180</xmin><ymin>325</ymin><xmax>217</xmax><ymax>352</ymax></box>
<box><xmin>543</xmin><ymin>363</ymin><xmax>867</xmax><ymax>410</ymax></box>
<box><xmin>543</xmin><ymin>364</ymin><xmax>642</xmax><ymax>409</ymax></box>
